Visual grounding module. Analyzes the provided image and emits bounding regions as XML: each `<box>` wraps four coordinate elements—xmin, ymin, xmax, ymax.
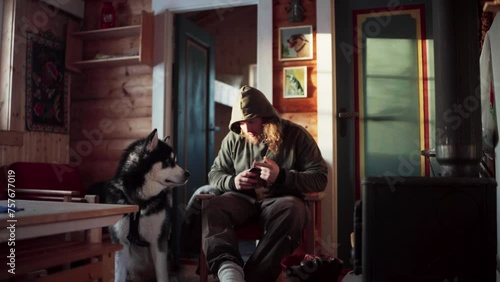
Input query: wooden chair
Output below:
<box><xmin>197</xmin><ymin>192</ymin><xmax>325</xmax><ymax>282</ymax></box>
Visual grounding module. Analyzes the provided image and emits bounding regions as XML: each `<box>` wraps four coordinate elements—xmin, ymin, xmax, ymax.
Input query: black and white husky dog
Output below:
<box><xmin>286</xmin><ymin>73</ymin><xmax>305</xmax><ymax>96</ymax></box>
<box><xmin>88</xmin><ymin>129</ymin><xmax>190</xmax><ymax>282</ymax></box>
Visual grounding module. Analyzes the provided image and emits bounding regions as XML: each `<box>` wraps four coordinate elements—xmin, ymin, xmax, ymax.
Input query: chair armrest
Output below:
<box><xmin>304</xmin><ymin>191</ymin><xmax>326</xmax><ymax>202</ymax></box>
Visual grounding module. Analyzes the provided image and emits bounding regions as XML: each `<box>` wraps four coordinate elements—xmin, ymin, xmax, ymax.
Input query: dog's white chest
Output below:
<box><xmin>140</xmin><ymin>212</ymin><xmax>167</xmax><ymax>242</ymax></box>
<box><xmin>113</xmin><ymin>211</ymin><xmax>167</xmax><ymax>245</ymax></box>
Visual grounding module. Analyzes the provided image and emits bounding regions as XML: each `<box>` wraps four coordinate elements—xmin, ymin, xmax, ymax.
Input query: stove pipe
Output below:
<box><xmin>433</xmin><ymin>0</ymin><xmax>482</xmax><ymax>177</ymax></box>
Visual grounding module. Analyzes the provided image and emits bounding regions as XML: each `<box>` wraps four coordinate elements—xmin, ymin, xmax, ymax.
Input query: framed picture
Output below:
<box><xmin>279</xmin><ymin>25</ymin><xmax>313</xmax><ymax>61</ymax></box>
<box><xmin>283</xmin><ymin>66</ymin><xmax>307</xmax><ymax>98</ymax></box>
<box><xmin>26</xmin><ymin>31</ymin><xmax>69</xmax><ymax>133</ymax></box>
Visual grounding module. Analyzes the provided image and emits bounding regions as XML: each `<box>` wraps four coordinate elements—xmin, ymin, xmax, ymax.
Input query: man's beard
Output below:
<box><xmin>242</xmin><ymin>131</ymin><xmax>263</xmax><ymax>145</ymax></box>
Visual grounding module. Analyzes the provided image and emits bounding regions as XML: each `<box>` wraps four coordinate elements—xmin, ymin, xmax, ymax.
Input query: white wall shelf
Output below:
<box><xmin>65</xmin><ymin>10</ymin><xmax>153</xmax><ymax>72</ymax></box>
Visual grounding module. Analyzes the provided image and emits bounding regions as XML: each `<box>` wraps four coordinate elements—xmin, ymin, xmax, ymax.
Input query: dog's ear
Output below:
<box><xmin>145</xmin><ymin>129</ymin><xmax>159</xmax><ymax>152</ymax></box>
<box><xmin>163</xmin><ymin>136</ymin><xmax>171</xmax><ymax>143</ymax></box>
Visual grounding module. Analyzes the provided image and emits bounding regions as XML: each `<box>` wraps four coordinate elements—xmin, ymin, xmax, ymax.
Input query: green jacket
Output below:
<box><xmin>208</xmin><ymin>86</ymin><xmax>328</xmax><ymax>197</ymax></box>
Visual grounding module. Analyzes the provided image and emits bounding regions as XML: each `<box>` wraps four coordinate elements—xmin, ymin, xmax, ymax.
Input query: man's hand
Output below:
<box><xmin>234</xmin><ymin>168</ymin><xmax>261</xmax><ymax>190</ymax></box>
<box><xmin>253</xmin><ymin>157</ymin><xmax>280</xmax><ymax>186</ymax></box>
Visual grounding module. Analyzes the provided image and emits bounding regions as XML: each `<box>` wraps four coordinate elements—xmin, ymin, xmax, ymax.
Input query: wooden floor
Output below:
<box><xmin>172</xmin><ymin>263</ymin><xmax>207</xmax><ymax>282</ymax></box>
<box><xmin>172</xmin><ymin>240</ymin><xmax>288</xmax><ymax>282</ymax></box>
<box><xmin>172</xmin><ymin>263</ymin><xmax>288</xmax><ymax>282</ymax></box>
<box><xmin>170</xmin><ymin>240</ymin><xmax>305</xmax><ymax>281</ymax></box>
<box><xmin>173</xmin><ymin>261</ymin><xmax>290</xmax><ymax>282</ymax></box>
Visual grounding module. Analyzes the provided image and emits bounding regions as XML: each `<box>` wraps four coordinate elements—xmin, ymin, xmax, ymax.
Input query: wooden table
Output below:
<box><xmin>0</xmin><ymin>200</ymin><xmax>138</xmax><ymax>242</ymax></box>
<box><xmin>0</xmin><ymin>200</ymin><xmax>138</xmax><ymax>281</ymax></box>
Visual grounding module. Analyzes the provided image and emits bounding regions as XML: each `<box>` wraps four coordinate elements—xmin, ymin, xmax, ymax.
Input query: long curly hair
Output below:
<box><xmin>261</xmin><ymin>119</ymin><xmax>283</xmax><ymax>154</ymax></box>
<box><xmin>240</xmin><ymin>117</ymin><xmax>283</xmax><ymax>154</ymax></box>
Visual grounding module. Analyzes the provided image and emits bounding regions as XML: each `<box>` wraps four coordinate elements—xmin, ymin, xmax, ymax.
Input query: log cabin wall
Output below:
<box><xmin>273</xmin><ymin>0</ymin><xmax>318</xmax><ymax>140</ymax></box>
<box><xmin>0</xmin><ymin>0</ymin><xmax>72</xmax><ymax>166</ymax></box>
<box><xmin>69</xmin><ymin>0</ymin><xmax>152</xmax><ymax>189</ymax></box>
<box><xmin>0</xmin><ymin>132</ymin><xmax>69</xmax><ymax>164</ymax></box>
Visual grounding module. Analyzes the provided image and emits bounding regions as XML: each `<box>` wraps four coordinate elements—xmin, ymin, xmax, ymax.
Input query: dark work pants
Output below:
<box><xmin>202</xmin><ymin>191</ymin><xmax>309</xmax><ymax>282</ymax></box>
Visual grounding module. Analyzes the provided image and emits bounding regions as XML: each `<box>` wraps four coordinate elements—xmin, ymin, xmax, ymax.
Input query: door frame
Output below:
<box><xmin>151</xmin><ymin>0</ymin><xmax>337</xmax><ymax>256</ymax></box>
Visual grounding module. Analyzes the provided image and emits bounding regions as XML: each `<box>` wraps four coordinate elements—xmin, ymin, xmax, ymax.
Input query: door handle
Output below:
<box><xmin>338</xmin><ymin>111</ymin><xmax>359</xmax><ymax>119</ymax></box>
<box><xmin>208</xmin><ymin>124</ymin><xmax>220</xmax><ymax>132</ymax></box>
<box><xmin>338</xmin><ymin>108</ymin><xmax>359</xmax><ymax>137</ymax></box>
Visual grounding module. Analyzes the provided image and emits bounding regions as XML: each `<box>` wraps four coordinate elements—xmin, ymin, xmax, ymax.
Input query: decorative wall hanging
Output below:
<box><xmin>279</xmin><ymin>25</ymin><xmax>313</xmax><ymax>61</ymax></box>
<box><xmin>283</xmin><ymin>66</ymin><xmax>307</xmax><ymax>98</ymax></box>
<box><xmin>26</xmin><ymin>31</ymin><xmax>69</xmax><ymax>133</ymax></box>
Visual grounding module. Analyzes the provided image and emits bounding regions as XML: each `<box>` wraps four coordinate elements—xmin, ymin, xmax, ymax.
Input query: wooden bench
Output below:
<box><xmin>0</xmin><ymin>200</ymin><xmax>138</xmax><ymax>282</ymax></box>
<box><xmin>15</xmin><ymin>188</ymin><xmax>97</xmax><ymax>203</ymax></box>
<box><xmin>0</xmin><ymin>234</ymin><xmax>121</xmax><ymax>281</ymax></box>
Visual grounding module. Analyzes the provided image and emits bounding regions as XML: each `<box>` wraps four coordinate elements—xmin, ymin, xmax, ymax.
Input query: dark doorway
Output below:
<box><xmin>171</xmin><ymin>6</ymin><xmax>258</xmax><ymax>266</ymax></box>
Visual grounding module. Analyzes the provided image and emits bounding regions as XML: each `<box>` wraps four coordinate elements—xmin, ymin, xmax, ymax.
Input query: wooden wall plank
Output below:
<box><xmin>0</xmin><ymin>131</ymin><xmax>23</xmax><ymax>146</ymax></box>
<box><xmin>72</xmin><ymin>72</ymin><xmax>152</xmax><ymax>100</ymax></box>
<box><xmin>71</xmin><ymin>95</ymin><xmax>152</xmax><ymax>120</ymax></box>
<box><xmin>281</xmin><ymin>112</ymin><xmax>318</xmax><ymax>141</ymax></box>
<box><xmin>77</xmin><ymin>73</ymin><xmax>152</xmax><ymax>93</ymax></box>
<box><xmin>70</xmin><ymin>138</ymin><xmax>135</xmax><ymax>161</ymax></box>
<box><xmin>72</xmin><ymin>83</ymin><xmax>152</xmax><ymax>101</ymax></box>
<box><xmin>0</xmin><ymin>132</ymin><xmax>69</xmax><ymax>166</ymax></box>
<box><xmin>70</xmin><ymin>116</ymin><xmax>151</xmax><ymax>140</ymax></box>
<box><xmin>73</xmin><ymin>65</ymin><xmax>152</xmax><ymax>80</ymax></box>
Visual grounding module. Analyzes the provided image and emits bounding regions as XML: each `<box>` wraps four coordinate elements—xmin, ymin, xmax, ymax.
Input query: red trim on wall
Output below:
<box><xmin>352</xmin><ymin>10</ymin><xmax>361</xmax><ymax>200</ymax></box>
<box><xmin>420</xmin><ymin>7</ymin><xmax>430</xmax><ymax>177</ymax></box>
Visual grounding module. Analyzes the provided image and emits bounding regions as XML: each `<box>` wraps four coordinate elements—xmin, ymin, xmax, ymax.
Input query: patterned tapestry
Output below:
<box><xmin>26</xmin><ymin>31</ymin><xmax>69</xmax><ymax>133</ymax></box>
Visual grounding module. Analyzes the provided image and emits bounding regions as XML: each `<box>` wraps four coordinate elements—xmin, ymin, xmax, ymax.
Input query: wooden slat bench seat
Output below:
<box><xmin>0</xmin><ymin>236</ymin><xmax>122</xmax><ymax>281</ymax></box>
<box><xmin>15</xmin><ymin>189</ymin><xmax>82</xmax><ymax>202</ymax></box>
<box><xmin>0</xmin><ymin>200</ymin><xmax>137</xmax><ymax>281</ymax></box>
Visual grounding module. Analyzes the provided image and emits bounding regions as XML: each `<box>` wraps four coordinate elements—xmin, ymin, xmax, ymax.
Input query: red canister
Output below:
<box><xmin>100</xmin><ymin>2</ymin><xmax>116</xmax><ymax>29</ymax></box>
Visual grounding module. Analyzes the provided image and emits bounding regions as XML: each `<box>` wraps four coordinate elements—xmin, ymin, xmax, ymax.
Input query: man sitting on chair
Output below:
<box><xmin>183</xmin><ymin>85</ymin><xmax>328</xmax><ymax>282</ymax></box>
